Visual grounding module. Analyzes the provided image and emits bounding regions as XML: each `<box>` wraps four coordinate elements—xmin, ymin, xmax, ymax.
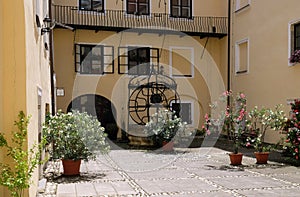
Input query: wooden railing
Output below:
<box><xmin>52</xmin><ymin>4</ymin><xmax>227</xmax><ymax>37</ymax></box>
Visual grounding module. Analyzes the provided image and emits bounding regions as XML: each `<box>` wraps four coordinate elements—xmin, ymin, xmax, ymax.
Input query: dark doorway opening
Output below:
<box><xmin>67</xmin><ymin>94</ymin><xmax>118</xmax><ymax>140</ymax></box>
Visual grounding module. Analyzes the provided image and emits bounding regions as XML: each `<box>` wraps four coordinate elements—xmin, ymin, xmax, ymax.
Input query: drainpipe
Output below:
<box><xmin>227</xmin><ymin>0</ymin><xmax>231</xmax><ymax>93</ymax></box>
<box><xmin>49</xmin><ymin>0</ymin><xmax>55</xmax><ymax>115</ymax></box>
<box><xmin>227</xmin><ymin>0</ymin><xmax>231</xmax><ymax>107</ymax></box>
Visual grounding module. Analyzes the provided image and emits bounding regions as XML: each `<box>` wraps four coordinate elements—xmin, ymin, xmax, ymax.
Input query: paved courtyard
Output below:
<box><xmin>38</xmin><ymin>145</ymin><xmax>300</xmax><ymax>197</ymax></box>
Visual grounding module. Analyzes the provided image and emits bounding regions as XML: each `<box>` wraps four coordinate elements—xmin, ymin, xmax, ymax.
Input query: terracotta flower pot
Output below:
<box><xmin>62</xmin><ymin>159</ymin><xmax>81</xmax><ymax>176</ymax></box>
<box><xmin>229</xmin><ymin>153</ymin><xmax>243</xmax><ymax>166</ymax></box>
<box><xmin>254</xmin><ymin>152</ymin><xmax>269</xmax><ymax>164</ymax></box>
<box><xmin>162</xmin><ymin>141</ymin><xmax>174</xmax><ymax>151</ymax></box>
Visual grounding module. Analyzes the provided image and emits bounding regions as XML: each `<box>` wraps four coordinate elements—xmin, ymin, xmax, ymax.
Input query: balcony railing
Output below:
<box><xmin>52</xmin><ymin>4</ymin><xmax>227</xmax><ymax>38</ymax></box>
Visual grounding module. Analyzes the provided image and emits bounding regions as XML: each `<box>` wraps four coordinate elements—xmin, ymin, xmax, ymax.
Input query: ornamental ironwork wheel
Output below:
<box><xmin>128</xmin><ymin>70</ymin><xmax>180</xmax><ymax>125</ymax></box>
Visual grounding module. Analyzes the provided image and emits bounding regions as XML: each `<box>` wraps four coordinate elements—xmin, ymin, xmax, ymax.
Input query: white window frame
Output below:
<box><xmin>78</xmin><ymin>0</ymin><xmax>105</xmax><ymax>12</ymax></box>
<box><xmin>235</xmin><ymin>38</ymin><xmax>249</xmax><ymax>75</ymax></box>
<box><xmin>235</xmin><ymin>0</ymin><xmax>251</xmax><ymax>13</ymax></box>
<box><xmin>124</xmin><ymin>0</ymin><xmax>152</xmax><ymax>17</ymax></box>
<box><xmin>118</xmin><ymin>44</ymin><xmax>153</xmax><ymax>76</ymax></box>
<box><xmin>288</xmin><ymin>18</ymin><xmax>300</xmax><ymax>66</ymax></box>
<box><xmin>171</xmin><ymin>100</ymin><xmax>194</xmax><ymax>126</ymax></box>
<box><xmin>169</xmin><ymin>46</ymin><xmax>194</xmax><ymax>78</ymax></box>
<box><xmin>75</xmin><ymin>42</ymin><xmax>114</xmax><ymax>75</ymax></box>
<box><xmin>169</xmin><ymin>0</ymin><xmax>194</xmax><ymax>19</ymax></box>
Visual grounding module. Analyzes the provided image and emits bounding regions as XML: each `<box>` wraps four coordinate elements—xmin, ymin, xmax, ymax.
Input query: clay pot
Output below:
<box><xmin>162</xmin><ymin>141</ymin><xmax>174</xmax><ymax>151</ymax></box>
<box><xmin>229</xmin><ymin>153</ymin><xmax>243</xmax><ymax>166</ymax></box>
<box><xmin>62</xmin><ymin>159</ymin><xmax>81</xmax><ymax>176</ymax></box>
<box><xmin>254</xmin><ymin>152</ymin><xmax>269</xmax><ymax>164</ymax></box>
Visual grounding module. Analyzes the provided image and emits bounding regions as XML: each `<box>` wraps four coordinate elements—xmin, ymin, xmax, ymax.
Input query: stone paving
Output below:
<box><xmin>37</xmin><ymin>146</ymin><xmax>300</xmax><ymax>197</ymax></box>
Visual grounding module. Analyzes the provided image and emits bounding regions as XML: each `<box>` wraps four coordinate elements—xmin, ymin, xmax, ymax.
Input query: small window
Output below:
<box><xmin>128</xmin><ymin>47</ymin><xmax>150</xmax><ymax>75</ymax></box>
<box><xmin>127</xmin><ymin>0</ymin><xmax>150</xmax><ymax>15</ymax></box>
<box><xmin>294</xmin><ymin>23</ymin><xmax>300</xmax><ymax>51</ymax></box>
<box><xmin>235</xmin><ymin>39</ymin><xmax>249</xmax><ymax>74</ymax></box>
<box><xmin>75</xmin><ymin>44</ymin><xmax>114</xmax><ymax>74</ymax></box>
<box><xmin>170</xmin><ymin>0</ymin><xmax>192</xmax><ymax>19</ymax></box>
<box><xmin>172</xmin><ymin>102</ymin><xmax>192</xmax><ymax>125</ymax></box>
<box><xmin>235</xmin><ymin>0</ymin><xmax>250</xmax><ymax>12</ymax></box>
<box><xmin>79</xmin><ymin>0</ymin><xmax>104</xmax><ymax>12</ymax></box>
<box><xmin>289</xmin><ymin>22</ymin><xmax>300</xmax><ymax>64</ymax></box>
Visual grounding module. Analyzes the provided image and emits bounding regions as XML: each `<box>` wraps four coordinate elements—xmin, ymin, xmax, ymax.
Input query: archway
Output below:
<box><xmin>67</xmin><ymin>94</ymin><xmax>118</xmax><ymax>140</ymax></box>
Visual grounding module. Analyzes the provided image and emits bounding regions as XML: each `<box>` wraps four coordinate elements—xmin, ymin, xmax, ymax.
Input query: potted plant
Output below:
<box><xmin>283</xmin><ymin>99</ymin><xmax>300</xmax><ymax>160</ymax></box>
<box><xmin>144</xmin><ymin>109</ymin><xmax>187</xmax><ymax>151</ymax></box>
<box><xmin>202</xmin><ymin>90</ymin><xmax>247</xmax><ymax>165</ymax></box>
<box><xmin>246</xmin><ymin>105</ymin><xmax>286</xmax><ymax>164</ymax></box>
<box><xmin>43</xmin><ymin>110</ymin><xmax>110</xmax><ymax>175</ymax></box>
<box><xmin>223</xmin><ymin>91</ymin><xmax>247</xmax><ymax>165</ymax></box>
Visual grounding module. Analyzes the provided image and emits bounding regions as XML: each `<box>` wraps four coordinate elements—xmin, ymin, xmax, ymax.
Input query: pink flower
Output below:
<box><xmin>240</xmin><ymin>93</ymin><xmax>246</xmax><ymax>99</ymax></box>
<box><xmin>205</xmin><ymin>113</ymin><xmax>209</xmax><ymax>121</ymax></box>
<box><xmin>246</xmin><ymin>142</ymin><xmax>251</xmax><ymax>147</ymax></box>
<box><xmin>206</xmin><ymin>129</ymin><xmax>211</xmax><ymax>136</ymax></box>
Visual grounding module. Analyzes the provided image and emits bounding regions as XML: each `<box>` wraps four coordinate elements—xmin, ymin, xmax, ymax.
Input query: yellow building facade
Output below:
<box><xmin>52</xmin><ymin>0</ymin><xmax>229</xmax><ymax>140</ymax></box>
<box><xmin>0</xmin><ymin>0</ymin><xmax>52</xmax><ymax>196</ymax></box>
<box><xmin>230</xmin><ymin>0</ymin><xmax>300</xmax><ymax>143</ymax></box>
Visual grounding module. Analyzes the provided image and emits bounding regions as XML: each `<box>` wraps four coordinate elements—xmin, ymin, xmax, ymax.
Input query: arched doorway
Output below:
<box><xmin>67</xmin><ymin>94</ymin><xmax>118</xmax><ymax>140</ymax></box>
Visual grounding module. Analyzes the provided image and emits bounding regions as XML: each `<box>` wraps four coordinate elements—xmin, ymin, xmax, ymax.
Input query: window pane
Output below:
<box><xmin>80</xmin><ymin>0</ymin><xmax>92</xmax><ymax>10</ymax></box>
<box><xmin>182</xmin><ymin>8</ymin><xmax>190</xmax><ymax>18</ymax></box>
<box><xmin>296</xmin><ymin>37</ymin><xmax>300</xmax><ymax>50</ymax></box>
<box><xmin>139</xmin><ymin>4</ymin><xmax>148</xmax><ymax>14</ymax></box>
<box><xmin>238</xmin><ymin>42</ymin><xmax>248</xmax><ymax>72</ymax></box>
<box><xmin>180</xmin><ymin>103</ymin><xmax>192</xmax><ymax>124</ymax></box>
<box><xmin>128</xmin><ymin>48</ymin><xmax>150</xmax><ymax>75</ymax></box>
<box><xmin>182</xmin><ymin>0</ymin><xmax>191</xmax><ymax>7</ymax></box>
<box><xmin>295</xmin><ymin>25</ymin><xmax>300</xmax><ymax>36</ymax></box>
<box><xmin>172</xmin><ymin>7</ymin><xmax>179</xmax><ymax>17</ymax></box>
<box><xmin>172</xmin><ymin>0</ymin><xmax>179</xmax><ymax>6</ymax></box>
<box><xmin>139</xmin><ymin>63</ymin><xmax>150</xmax><ymax>75</ymax></box>
<box><xmin>93</xmin><ymin>0</ymin><xmax>103</xmax><ymax>11</ymax></box>
<box><xmin>128</xmin><ymin>3</ymin><xmax>137</xmax><ymax>13</ymax></box>
<box><xmin>128</xmin><ymin>61</ymin><xmax>138</xmax><ymax>75</ymax></box>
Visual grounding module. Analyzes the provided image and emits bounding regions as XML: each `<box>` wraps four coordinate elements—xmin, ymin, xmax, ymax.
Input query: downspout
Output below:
<box><xmin>227</xmin><ymin>0</ymin><xmax>231</xmax><ymax>93</ymax></box>
<box><xmin>49</xmin><ymin>0</ymin><xmax>55</xmax><ymax>115</ymax></box>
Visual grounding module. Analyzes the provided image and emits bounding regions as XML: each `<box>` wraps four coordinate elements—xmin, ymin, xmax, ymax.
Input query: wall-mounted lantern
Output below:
<box><xmin>41</xmin><ymin>17</ymin><xmax>52</xmax><ymax>35</ymax></box>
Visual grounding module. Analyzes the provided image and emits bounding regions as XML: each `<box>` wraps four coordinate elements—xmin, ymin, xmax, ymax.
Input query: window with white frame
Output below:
<box><xmin>235</xmin><ymin>39</ymin><xmax>249</xmax><ymax>74</ymax></box>
<box><xmin>79</xmin><ymin>0</ymin><xmax>104</xmax><ymax>12</ymax></box>
<box><xmin>235</xmin><ymin>0</ymin><xmax>250</xmax><ymax>12</ymax></box>
<box><xmin>172</xmin><ymin>102</ymin><xmax>193</xmax><ymax>125</ymax></box>
<box><xmin>170</xmin><ymin>0</ymin><xmax>192</xmax><ymax>19</ymax></box>
<box><xmin>75</xmin><ymin>44</ymin><xmax>114</xmax><ymax>74</ymax></box>
<box><xmin>127</xmin><ymin>0</ymin><xmax>150</xmax><ymax>15</ymax></box>
<box><xmin>128</xmin><ymin>47</ymin><xmax>150</xmax><ymax>75</ymax></box>
<box><xmin>290</xmin><ymin>22</ymin><xmax>300</xmax><ymax>52</ymax></box>
<box><xmin>170</xmin><ymin>47</ymin><xmax>194</xmax><ymax>77</ymax></box>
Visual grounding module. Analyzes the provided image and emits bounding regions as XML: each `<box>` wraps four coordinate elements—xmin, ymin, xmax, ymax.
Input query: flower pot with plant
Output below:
<box><xmin>43</xmin><ymin>110</ymin><xmax>110</xmax><ymax>175</ymax></box>
<box><xmin>144</xmin><ymin>109</ymin><xmax>187</xmax><ymax>151</ymax></box>
<box><xmin>246</xmin><ymin>105</ymin><xmax>286</xmax><ymax>164</ymax></box>
<box><xmin>283</xmin><ymin>99</ymin><xmax>300</xmax><ymax>160</ymax></box>
<box><xmin>223</xmin><ymin>91</ymin><xmax>247</xmax><ymax>165</ymax></box>
<box><xmin>202</xmin><ymin>91</ymin><xmax>247</xmax><ymax>165</ymax></box>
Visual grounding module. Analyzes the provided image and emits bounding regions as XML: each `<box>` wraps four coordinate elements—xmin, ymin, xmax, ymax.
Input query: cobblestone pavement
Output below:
<box><xmin>37</xmin><ymin>146</ymin><xmax>300</xmax><ymax>197</ymax></box>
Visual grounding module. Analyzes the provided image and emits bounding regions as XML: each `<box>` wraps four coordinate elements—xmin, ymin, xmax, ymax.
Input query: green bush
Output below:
<box><xmin>43</xmin><ymin>110</ymin><xmax>110</xmax><ymax>161</ymax></box>
<box><xmin>0</xmin><ymin>111</ymin><xmax>44</xmax><ymax>197</ymax></box>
